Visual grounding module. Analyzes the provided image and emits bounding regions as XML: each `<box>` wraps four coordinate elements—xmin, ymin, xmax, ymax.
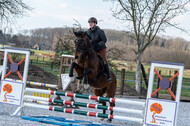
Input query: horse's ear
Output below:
<box><xmin>72</xmin><ymin>28</ymin><xmax>77</xmax><ymax>36</ymax></box>
<box><xmin>82</xmin><ymin>31</ymin><xmax>87</xmax><ymax>37</ymax></box>
<box><xmin>73</xmin><ymin>31</ymin><xmax>77</xmax><ymax>36</ymax></box>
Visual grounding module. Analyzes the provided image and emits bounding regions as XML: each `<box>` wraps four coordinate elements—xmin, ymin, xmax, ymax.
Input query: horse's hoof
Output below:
<box><xmin>55</xmin><ymin>96</ymin><xmax>62</xmax><ymax>100</ymax></box>
<box><xmin>84</xmin><ymin>84</ymin><xmax>89</xmax><ymax>89</ymax></box>
<box><xmin>70</xmin><ymin>77</ymin><xmax>75</xmax><ymax>82</ymax></box>
<box><xmin>74</xmin><ymin>90</ymin><xmax>82</xmax><ymax>94</ymax></box>
<box><xmin>100</xmin><ymin>118</ymin><xmax>105</xmax><ymax>121</ymax></box>
<box><xmin>76</xmin><ymin>76</ymin><xmax>83</xmax><ymax>80</ymax></box>
<box><xmin>107</xmin><ymin>119</ymin><xmax>112</xmax><ymax>123</ymax></box>
<box><xmin>69</xmin><ymin>74</ymin><xmax>74</xmax><ymax>77</ymax></box>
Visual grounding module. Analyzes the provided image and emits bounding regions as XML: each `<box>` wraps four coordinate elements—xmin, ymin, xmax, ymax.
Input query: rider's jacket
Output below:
<box><xmin>87</xmin><ymin>26</ymin><xmax>107</xmax><ymax>52</ymax></box>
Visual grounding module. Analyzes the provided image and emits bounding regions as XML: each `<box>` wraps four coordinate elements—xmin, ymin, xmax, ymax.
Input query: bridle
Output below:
<box><xmin>74</xmin><ymin>38</ymin><xmax>94</xmax><ymax>54</ymax></box>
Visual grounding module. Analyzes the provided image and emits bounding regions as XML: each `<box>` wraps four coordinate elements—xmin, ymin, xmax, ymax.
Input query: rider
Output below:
<box><xmin>86</xmin><ymin>17</ymin><xmax>112</xmax><ymax>82</ymax></box>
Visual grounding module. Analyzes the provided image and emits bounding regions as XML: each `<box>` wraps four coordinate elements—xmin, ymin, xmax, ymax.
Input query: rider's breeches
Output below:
<box><xmin>97</xmin><ymin>49</ymin><xmax>107</xmax><ymax>64</ymax></box>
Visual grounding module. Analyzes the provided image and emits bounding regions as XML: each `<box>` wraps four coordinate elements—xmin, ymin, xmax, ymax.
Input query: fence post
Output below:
<box><xmin>37</xmin><ymin>56</ymin><xmax>38</xmax><ymax>63</ymax></box>
<box><xmin>148</xmin><ymin>68</ymin><xmax>150</xmax><ymax>74</ymax></box>
<box><xmin>169</xmin><ymin>70</ymin><xmax>171</xmax><ymax>76</ymax></box>
<box><xmin>51</xmin><ymin>62</ymin><xmax>53</xmax><ymax>70</ymax></box>
<box><xmin>171</xmin><ymin>71</ymin><xmax>178</xmax><ymax>100</ymax></box>
<box><xmin>120</xmin><ymin>69</ymin><xmax>125</xmax><ymax>95</ymax></box>
<box><xmin>141</xmin><ymin>63</ymin><xmax>149</xmax><ymax>88</ymax></box>
<box><xmin>57</xmin><ymin>57</ymin><xmax>64</xmax><ymax>91</ymax></box>
<box><xmin>30</xmin><ymin>59</ymin><xmax>32</xmax><ymax>64</ymax></box>
<box><xmin>0</xmin><ymin>58</ymin><xmax>3</xmax><ymax>65</ymax></box>
<box><xmin>156</xmin><ymin>70</ymin><xmax>161</xmax><ymax>98</ymax></box>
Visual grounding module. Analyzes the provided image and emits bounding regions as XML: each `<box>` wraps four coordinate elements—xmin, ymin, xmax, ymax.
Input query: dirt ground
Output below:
<box><xmin>9</xmin><ymin>64</ymin><xmax>58</xmax><ymax>84</ymax></box>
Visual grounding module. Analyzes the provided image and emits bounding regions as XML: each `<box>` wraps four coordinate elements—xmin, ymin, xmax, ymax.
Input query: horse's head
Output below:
<box><xmin>73</xmin><ymin>30</ymin><xmax>91</xmax><ymax>59</ymax></box>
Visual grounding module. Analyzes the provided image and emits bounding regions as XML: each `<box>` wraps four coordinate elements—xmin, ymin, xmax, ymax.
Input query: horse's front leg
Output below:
<box><xmin>83</xmin><ymin>68</ymin><xmax>90</xmax><ymax>85</ymax></box>
<box><xmin>69</xmin><ymin>62</ymin><xmax>77</xmax><ymax>77</ymax></box>
<box><xmin>69</xmin><ymin>62</ymin><xmax>84</xmax><ymax>79</ymax></box>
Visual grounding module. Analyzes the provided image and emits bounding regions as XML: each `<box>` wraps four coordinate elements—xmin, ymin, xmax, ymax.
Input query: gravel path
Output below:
<box><xmin>0</xmin><ymin>96</ymin><xmax>190</xmax><ymax>126</ymax></box>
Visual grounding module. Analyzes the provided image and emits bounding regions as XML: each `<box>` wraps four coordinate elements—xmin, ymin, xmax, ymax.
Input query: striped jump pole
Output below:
<box><xmin>24</xmin><ymin>103</ymin><xmax>143</xmax><ymax>123</ymax></box>
<box><xmin>24</xmin><ymin>95</ymin><xmax>143</xmax><ymax>115</ymax></box>
<box><xmin>25</xmin><ymin>88</ymin><xmax>145</xmax><ymax>106</ymax></box>
<box><xmin>5</xmin><ymin>78</ymin><xmax>57</xmax><ymax>88</ymax></box>
<box><xmin>24</xmin><ymin>99</ymin><xmax>49</xmax><ymax>105</ymax></box>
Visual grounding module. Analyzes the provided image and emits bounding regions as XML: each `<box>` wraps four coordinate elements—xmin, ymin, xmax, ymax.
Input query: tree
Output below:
<box><xmin>11</xmin><ymin>35</ymin><xmax>21</xmax><ymax>46</ymax></box>
<box><xmin>0</xmin><ymin>30</ymin><xmax>3</xmax><ymax>44</ymax></box>
<box><xmin>52</xmin><ymin>30</ymin><xmax>75</xmax><ymax>55</ymax></box>
<box><xmin>106</xmin><ymin>0</ymin><xmax>189</xmax><ymax>93</ymax></box>
<box><xmin>0</xmin><ymin>0</ymin><xmax>31</xmax><ymax>25</ymax></box>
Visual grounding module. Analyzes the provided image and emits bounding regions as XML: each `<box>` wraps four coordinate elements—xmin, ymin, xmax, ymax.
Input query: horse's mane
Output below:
<box><xmin>75</xmin><ymin>30</ymin><xmax>96</xmax><ymax>62</ymax></box>
<box><xmin>84</xmin><ymin>35</ymin><xmax>92</xmax><ymax>49</ymax></box>
<box><xmin>75</xmin><ymin>30</ymin><xmax>92</xmax><ymax>49</ymax></box>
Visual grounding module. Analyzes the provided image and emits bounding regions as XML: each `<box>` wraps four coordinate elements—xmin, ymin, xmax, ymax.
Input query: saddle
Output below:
<box><xmin>88</xmin><ymin>54</ymin><xmax>107</xmax><ymax>83</ymax></box>
<box><xmin>97</xmin><ymin>55</ymin><xmax>104</xmax><ymax>70</ymax></box>
<box><xmin>76</xmin><ymin>54</ymin><xmax>108</xmax><ymax>83</ymax></box>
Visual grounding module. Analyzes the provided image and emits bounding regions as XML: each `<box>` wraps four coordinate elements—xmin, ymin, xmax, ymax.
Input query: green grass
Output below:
<box><xmin>31</xmin><ymin>49</ymin><xmax>53</xmax><ymax>55</ymax></box>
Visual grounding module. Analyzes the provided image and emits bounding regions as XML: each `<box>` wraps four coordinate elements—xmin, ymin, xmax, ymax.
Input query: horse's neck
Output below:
<box><xmin>84</xmin><ymin>36</ymin><xmax>91</xmax><ymax>48</ymax></box>
<box><xmin>79</xmin><ymin>50</ymin><xmax>99</xmax><ymax>68</ymax></box>
<box><xmin>81</xmin><ymin>36</ymin><xmax>101</xmax><ymax>72</ymax></box>
<box><xmin>87</xmin><ymin>50</ymin><xmax>101</xmax><ymax>73</ymax></box>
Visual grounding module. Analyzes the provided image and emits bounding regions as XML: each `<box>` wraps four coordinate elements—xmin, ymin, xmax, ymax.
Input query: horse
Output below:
<box><xmin>69</xmin><ymin>31</ymin><xmax>117</xmax><ymax>122</ymax></box>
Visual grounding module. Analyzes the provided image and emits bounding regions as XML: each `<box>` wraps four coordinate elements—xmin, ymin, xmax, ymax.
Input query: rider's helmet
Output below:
<box><xmin>88</xmin><ymin>17</ymin><xmax>98</xmax><ymax>24</ymax></box>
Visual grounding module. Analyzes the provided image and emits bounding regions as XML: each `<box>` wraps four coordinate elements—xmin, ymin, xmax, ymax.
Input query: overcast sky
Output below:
<box><xmin>13</xmin><ymin>0</ymin><xmax>190</xmax><ymax>40</ymax></box>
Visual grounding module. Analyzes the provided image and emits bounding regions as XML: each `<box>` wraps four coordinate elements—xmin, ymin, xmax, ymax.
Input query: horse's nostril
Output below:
<box><xmin>75</xmin><ymin>56</ymin><xmax>79</xmax><ymax>59</ymax></box>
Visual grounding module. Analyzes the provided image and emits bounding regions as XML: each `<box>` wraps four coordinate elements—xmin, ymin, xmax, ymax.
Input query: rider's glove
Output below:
<box><xmin>98</xmin><ymin>41</ymin><xmax>105</xmax><ymax>46</ymax></box>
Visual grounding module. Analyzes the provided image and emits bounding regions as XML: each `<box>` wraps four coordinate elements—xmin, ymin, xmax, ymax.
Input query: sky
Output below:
<box><xmin>11</xmin><ymin>0</ymin><xmax>190</xmax><ymax>40</ymax></box>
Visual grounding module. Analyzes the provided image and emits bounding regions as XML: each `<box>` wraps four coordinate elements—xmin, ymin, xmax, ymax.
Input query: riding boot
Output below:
<box><xmin>76</xmin><ymin>76</ymin><xmax>83</xmax><ymax>80</ymax></box>
<box><xmin>105</xmin><ymin>62</ymin><xmax>112</xmax><ymax>82</ymax></box>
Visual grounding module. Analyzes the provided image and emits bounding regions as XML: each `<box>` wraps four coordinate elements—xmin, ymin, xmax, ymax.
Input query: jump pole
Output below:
<box><xmin>25</xmin><ymin>87</ymin><xmax>145</xmax><ymax>106</ymax></box>
<box><xmin>5</xmin><ymin>78</ymin><xmax>57</xmax><ymax>89</ymax></box>
<box><xmin>23</xmin><ymin>102</ymin><xmax>144</xmax><ymax>123</ymax></box>
<box><xmin>24</xmin><ymin>99</ymin><xmax>49</xmax><ymax>105</ymax></box>
<box><xmin>24</xmin><ymin>95</ymin><xmax>144</xmax><ymax>115</ymax></box>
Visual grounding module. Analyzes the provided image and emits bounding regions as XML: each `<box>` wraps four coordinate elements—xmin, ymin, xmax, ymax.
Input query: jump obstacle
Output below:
<box><xmin>0</xmin><ymin>52</ymin><xmax>75</xmax><ymax>98</ymax></box>
<box><xmin>0</xmin><ymin>47</ymin><xmax>184</xmax><ymax>126</ymax></box>
<box><xmin>2</xmin><ymin>67</ymin><xmax>73</xmax><ymax>98</ymax></box>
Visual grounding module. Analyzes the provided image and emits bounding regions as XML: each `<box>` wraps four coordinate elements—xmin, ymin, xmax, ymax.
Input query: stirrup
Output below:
<box><xmin>76</xmin><ymin>76</ymin><xmax>83</xmax><ymax>80</ymax></box>
<box><xmin>108</xmin><ymin>77</ymin><xmax>112</xmax><ymax>82</ymax></box>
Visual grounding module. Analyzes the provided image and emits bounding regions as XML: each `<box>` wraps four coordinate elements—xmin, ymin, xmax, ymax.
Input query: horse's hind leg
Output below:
<box><xmin>94</xmin><ymin>88</ymin><xmax>107</xmax><ymax>120</ymax></box>
<box><xmin>106</xmin><ymin>76</ymin><xmax>117</xmax><ymax>122</ymax></box>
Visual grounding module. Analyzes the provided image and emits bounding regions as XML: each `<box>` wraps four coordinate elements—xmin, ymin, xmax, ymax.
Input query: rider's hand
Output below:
<box><xmin>98</xmin><ymin>41</ymin><xmax>105</xmax><ymax>46</ymax></box>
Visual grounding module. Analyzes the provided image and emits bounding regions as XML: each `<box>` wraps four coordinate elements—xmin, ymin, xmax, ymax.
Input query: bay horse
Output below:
<box><xmin>69</xmin><ymin>31</ymin><xmax>117</xmax><ymax>121</ymax></box>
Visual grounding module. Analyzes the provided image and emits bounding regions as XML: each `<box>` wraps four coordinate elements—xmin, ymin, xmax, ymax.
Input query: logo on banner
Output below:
<box><xmin>3</xmin><ymin>84</ymin><xmax>13</xmax><ymax>102</ymax></box>
<box><xmin>150</xmin><ymin>103</ymin><xmax>163</xmax><ymax>123</ymax></box>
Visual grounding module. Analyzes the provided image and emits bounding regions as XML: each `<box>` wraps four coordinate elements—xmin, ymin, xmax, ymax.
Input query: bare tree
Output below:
<box><xmin>52</xmin><ymin>29</ymin><xmax>75</xmax><ymax>55</ymax></box>
<box><xmin>107</xmin><ymin>41</ymin><xmax>128</xmax><ymax>60</ymax></box>
<box><xmin>106</xmin><ymin>0</ymin><xmax>190</xmax><ymax>93</ymax></box>
<box><xmin>0</xmin><ymin>0</ymin><xmax>31</xmax><ymax>25</ymax></box>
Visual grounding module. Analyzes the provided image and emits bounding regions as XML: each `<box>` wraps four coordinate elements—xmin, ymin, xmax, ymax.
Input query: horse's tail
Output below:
<box><xmin>116</xmin><ymin>79</ymin><xmax>120</xmax><ymax>87</ymax></box>
<box><xmin>111</xmin><ymin>71</ymin><xmax>117</xmax><ymax>94</ymax></box>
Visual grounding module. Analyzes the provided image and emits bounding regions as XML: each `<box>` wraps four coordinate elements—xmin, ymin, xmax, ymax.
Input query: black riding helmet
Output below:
<box><xmin>88</xmin><ymin>17</ymin><xmax>98</xmax><ymax>24</ymax></box>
